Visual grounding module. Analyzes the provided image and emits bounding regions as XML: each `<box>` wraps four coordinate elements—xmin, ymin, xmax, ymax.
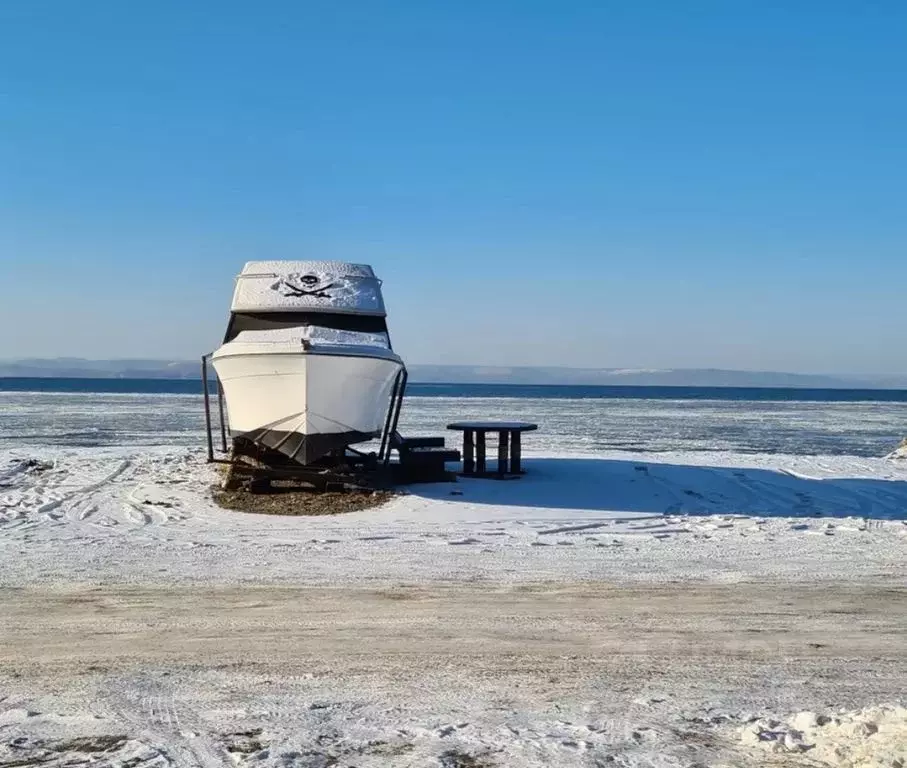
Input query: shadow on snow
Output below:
<box><xmin>408</xmin><ymin>457</ymin><xmax>907</xmax><ymax>521</ymax></box>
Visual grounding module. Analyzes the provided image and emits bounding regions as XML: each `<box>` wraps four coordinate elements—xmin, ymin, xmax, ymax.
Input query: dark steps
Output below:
<box><xmin>397</xmin><ymin>436</ymin><xmax>445</xmax><ymax>449</ymax></box>
<box><xmin>403</xmin><ymin>447</ymin><xmax>461</xmax><ymax>463</ymax></box>
<box><xmin>390</xmin><ymin>433</ymin><xmax>461</xmax><ymax>483</ymax></box>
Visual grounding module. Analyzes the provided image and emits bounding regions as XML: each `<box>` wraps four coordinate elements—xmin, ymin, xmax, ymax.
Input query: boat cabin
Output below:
<box><xmin>222</xmin><ymin>261</ymin><xmax>392</xmax><ymax>347</ymax></box>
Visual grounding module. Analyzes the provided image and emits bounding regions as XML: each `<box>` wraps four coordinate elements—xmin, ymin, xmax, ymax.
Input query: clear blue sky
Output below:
<box><xmin>2</xmin><ymin>1</ymin><xmax>905</xmax><ymax>373</ymax></box>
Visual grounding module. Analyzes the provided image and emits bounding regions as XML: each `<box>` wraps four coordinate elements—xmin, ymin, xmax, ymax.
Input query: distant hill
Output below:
<box><xmin>1</xmin><ymin>358</ymin><xmax>905</xmax><ymax>389</ymax></box>
<box><xmin>0</xmin><ymin>358</ymin><xmax>200</xmax><ymax>380</ymax></box>
<box><xmin>405</xmin><ymin>366</ymin><xmax>868</xmax><ymax>388</ymax></box>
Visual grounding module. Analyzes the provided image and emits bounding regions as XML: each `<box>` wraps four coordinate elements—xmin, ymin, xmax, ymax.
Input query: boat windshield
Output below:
<box><xmin>224</xmin><ymin>311</ymin><xmax>391</xmax><ymax>346</ymax></box>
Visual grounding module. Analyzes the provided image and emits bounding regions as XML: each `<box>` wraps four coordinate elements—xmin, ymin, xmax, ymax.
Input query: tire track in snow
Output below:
<box><xmin>1</xmin><ymin>459</ymin><xmax>130</xmax><ymax>540</ymax></box>
<box><xmin>105</xmin><ymin>680</ymin><xmax>229</xmax><ymax>768</ymax></box>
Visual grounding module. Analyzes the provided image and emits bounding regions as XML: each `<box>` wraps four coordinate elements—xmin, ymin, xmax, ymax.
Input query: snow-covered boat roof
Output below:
<box><xmin>230</xmin><ymin>260</ymin><xmax>387</xmax><ymax>315</ymax></box>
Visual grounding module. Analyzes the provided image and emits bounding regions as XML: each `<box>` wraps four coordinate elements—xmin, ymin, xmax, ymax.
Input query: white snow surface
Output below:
<box><xmin>741</xmin><ymin>705</ymin><xmax>907</xmax><ymax>766</ymax></box>
<box><xmin>2</xmin><ymin>445</ymin><xmax>906</xmax><ymax>588</ymax></box>
<box><xmin>2</xmin><ymin>444</ymin><xmax>906</xmax><ymax>767</ymax></box>
<box><xmin>3</xmin><ymin>393</ymin><xmax>907</xmax><ymax>767</ymax></box>
<box><xmin>886</xmin><ymin>438</ymin><xmax>907</xmax><ymax>461</ymax></box>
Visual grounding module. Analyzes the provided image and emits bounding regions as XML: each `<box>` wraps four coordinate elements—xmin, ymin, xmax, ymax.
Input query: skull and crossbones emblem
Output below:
<box><xmin>272</xmin><ymin>273</ymin><xmax>336</xmax><ymax>299</ymax></box>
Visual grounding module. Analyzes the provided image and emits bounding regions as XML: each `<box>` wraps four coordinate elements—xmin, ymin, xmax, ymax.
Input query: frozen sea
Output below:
<box><xmin>1</xmin><ymin>378</ymin><xmax>906</xmax><ymax>457</ymax></box>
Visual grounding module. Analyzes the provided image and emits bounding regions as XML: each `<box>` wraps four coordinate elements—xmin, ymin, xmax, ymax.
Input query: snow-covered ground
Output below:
<box><xmin>2</xmin><ymin>575</ymin><xmax>906</xmax><ymax>767</ymax></box>
<box><xmin>2</xmin><ymin>391</ymin><xmax>906</xmax><ymax>766</ymax></box>
<box><xmin>1</xmin><ymin>445</ymin><xmax>907</xmax><ymax>587</ymax></box>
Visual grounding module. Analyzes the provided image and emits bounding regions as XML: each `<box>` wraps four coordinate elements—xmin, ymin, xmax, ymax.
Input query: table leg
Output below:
<box><xmin>497</xmin><ymin>430</ymin><xmax>509</xmax><ymax>475</ymax></box>
<box><xmin>511</xmin><ymin>431</ymin><xmax>522</xmax><ymax>474</ymax></box>
<box><xmin>476</xmin><ymin>431</ymin><xmax>487</xmax><ymax>474</ymax></box>
<box><xmin>463</xmin><ymin>430</ymin><xmax>475</xmax><ymax>475</ymax></box>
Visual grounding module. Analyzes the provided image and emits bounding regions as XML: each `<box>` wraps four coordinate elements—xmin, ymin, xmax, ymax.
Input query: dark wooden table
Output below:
<box><xmin>446</xmin><ymin>421</ymin><xmax>538</xmax><ymax>477</ymax></box>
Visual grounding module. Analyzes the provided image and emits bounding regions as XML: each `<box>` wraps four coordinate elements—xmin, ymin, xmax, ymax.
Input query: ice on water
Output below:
<box><xmin>3</xmin><ymin>391</ymin><xmax>907</xmax><ymax>458</ymax></box>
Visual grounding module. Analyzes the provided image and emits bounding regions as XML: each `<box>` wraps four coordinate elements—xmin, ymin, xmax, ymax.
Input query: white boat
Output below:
<box><xmin>211</xmin><ymin>261</ymin><xmax>405</xmax><ymax>465</ymax></box>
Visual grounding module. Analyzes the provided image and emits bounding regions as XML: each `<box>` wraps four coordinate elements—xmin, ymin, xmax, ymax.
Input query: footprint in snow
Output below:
<box><xmin>0</xmin><ymin>709</ymin><xmax>41</xmax><ymax>725</ymax></box>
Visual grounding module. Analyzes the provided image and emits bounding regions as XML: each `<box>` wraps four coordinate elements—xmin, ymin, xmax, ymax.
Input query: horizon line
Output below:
<box><xmin>2</xmin><ymin>358</ymin><xmax>907</xmax><ymax>378</ymax></box>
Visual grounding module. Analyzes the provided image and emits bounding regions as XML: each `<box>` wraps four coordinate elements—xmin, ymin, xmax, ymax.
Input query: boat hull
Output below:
<box><xmin>211</xmin><ymin>346</ymin><xmax>403</xmax><ymax>465</ymax></box>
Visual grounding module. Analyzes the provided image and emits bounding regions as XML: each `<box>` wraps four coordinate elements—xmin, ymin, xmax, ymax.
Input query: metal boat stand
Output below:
<box><xmin>201</xmin><ymin>353</ymin><xmax>229</xmax><ymax>464</ymax></box>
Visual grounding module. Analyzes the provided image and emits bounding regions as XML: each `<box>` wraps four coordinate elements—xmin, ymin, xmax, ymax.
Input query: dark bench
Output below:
<box><xmin>391</xmin><ymin>432</ymin><xmax>461</xmax><ymax>483</ymax></box>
